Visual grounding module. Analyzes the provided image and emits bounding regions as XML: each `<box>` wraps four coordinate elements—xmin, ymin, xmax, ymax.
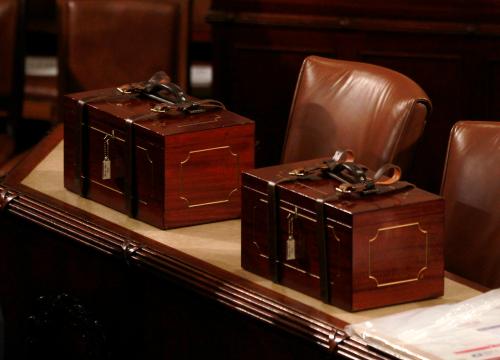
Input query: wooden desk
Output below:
<box><xmin>0</xmin><ymin>125</ymin><xmax>483</xmax><ymax>359</ymax></box>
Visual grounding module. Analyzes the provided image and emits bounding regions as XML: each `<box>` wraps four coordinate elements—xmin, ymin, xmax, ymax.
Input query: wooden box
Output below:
<box><xmin>241</xmin><ymin>159</ymin><xmax>444</xmax><ymax>311</ymax></box>
<box><xmin>64</xmin><ymin>88</ymin><xmax>255</xmax><ymax>229</ymax></box>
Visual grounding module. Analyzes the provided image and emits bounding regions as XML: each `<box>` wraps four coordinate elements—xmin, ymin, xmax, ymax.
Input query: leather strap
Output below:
<box><xmin>77</xmin><ymin>99</ymin><xmax>89</xmax><ymax>197</ymax></box>
<box><xmin>264</xmin><ymin>150</ymin><xmax>410</xmax><ymax>303</ymax></box>
<box><xmin>76</xmin><ymin>92</ymin><xmax>158</xmax><ymax>217</ymax></box>
<box><xmin>151</xmin><ymin>98</ymin><xmax>225</xmax><ymax>114</ymax></box>
<box><xmin>77</xmin><ymin>71</ymin><xmax>223</xmax><ymax>198</ymax></box>
<box><xmin>315</xmin><ymin>192</ymin><xmax>340</xmax><ymax>304</ymax></box>
<box><xmin>288</xmin><ymin>149</ymin><xmax>354</xmax><ymax>178</ymax></box>
<box><xmin>267</xmin><ymin>181</ymin><xmax>281</xmax><ymax>283</ymax></box>
<box><xmin>76</xmin><ymin>91</ymin><xmax>125</xmax><ymax>197</ymax></box>
<box><xmin>117</xmin><ymin>71</ymin><xmax>225</xmax><ymax>114</ymax></box>
<box><xmin>288</xmin><ymin>149</ymin><xmax>404</xmax><ymax>196</ymax></box>
<box><xmin>315</xmin><ymin>198</ymin><xmax>331</xmax><ymax>303</ymax></box>
<box><xmin>123</xmin><ymin>113</ymin><xmax>158</xmax><ymax>218</ymax></box>
<box><xmin>266</xmin><ymin>150</ymin><xmax>353</xmax><ymax>285</ymax></box>
<box><xmin>333</xmin><ymin>163</ymin><xmax>402</xmax><ymax>195</ymax></box>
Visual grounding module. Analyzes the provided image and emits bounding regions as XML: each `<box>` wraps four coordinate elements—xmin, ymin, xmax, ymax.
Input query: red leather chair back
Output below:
<box><xmin>57</xmin><ymin>0</ymin><xmax>189</xmax><ymax>96</ymax></box>
<box><xmin>441</xmin><ymin>121</ymin><xmax>500</xmax><ymax>289</ymax></box>
<box><xmin>282</xmin><ymin>56</ymin><xmax>431</xmax><ymax>174</ymax></box>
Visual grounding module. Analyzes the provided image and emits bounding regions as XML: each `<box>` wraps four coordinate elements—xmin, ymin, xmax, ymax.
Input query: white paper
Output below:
<box><xmin>345</xmin><ymin>289</ymin><xmax>500</xmax><ymax>360</ymax></box>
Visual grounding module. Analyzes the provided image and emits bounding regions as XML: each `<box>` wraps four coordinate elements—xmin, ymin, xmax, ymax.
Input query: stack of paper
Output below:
<box><xmin>345</xmin><ymin>289</ymin><xmax>500</xmax><ymax>360</ymax></box>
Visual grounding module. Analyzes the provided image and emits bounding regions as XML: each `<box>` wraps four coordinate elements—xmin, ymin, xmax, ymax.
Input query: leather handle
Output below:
<box><xmin>373</xmin><ymin>163</ymin><xmax>401</xmax><ymax>185</ymax></box>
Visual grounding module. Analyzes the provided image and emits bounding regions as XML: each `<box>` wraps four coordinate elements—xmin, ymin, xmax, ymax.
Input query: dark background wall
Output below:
<box><xmin>209</xmin><ymin>0</ymin><xmax>500</xmax><ymax>193</ymax></box>
<box><xmin>19</xmin><ymin>0</ymin><xmax>500</xmax><ymax>193</ymax></box>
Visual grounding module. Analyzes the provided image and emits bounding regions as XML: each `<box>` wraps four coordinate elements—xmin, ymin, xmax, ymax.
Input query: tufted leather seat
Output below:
<box><xmin>57</xmin><ymin>0</ymin><xmax>189</xmax><ymax>97</ymax></box>
<box><xmin>441</xmin><ymin>121</ymin><xmax>500</xmax><ymax>289</ymax></box>
<box><xmin>281</xmin><ymin>56</ymin><xmax>431</xmax><ymax>176</ymax></box>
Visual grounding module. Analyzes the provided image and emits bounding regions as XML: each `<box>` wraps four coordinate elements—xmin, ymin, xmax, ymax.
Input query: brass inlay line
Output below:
<box><xmin>280</xmin><ymin>205</ymin><xmax>316</xmax><ymax>223</ymax></box>
<box><xmin>280</xmin><ymin>200</ymin><xmax>316</xmax><ymax>216</ymax></box>
<box><xmin>296</xmin><ymin>181</ymin><xmax>330</xmax><ymax>195</ymax></box>
<box><xmin>244</xmin><ymin>185</ymin><xmax>267</xmax><ymax>197</ymax></box>
<box><xmin>369</xmin><ymin>222</ymin><xmax>427</xmax><ymax>236</ymax></box>
<box><xmin>368</xmin><ymin>275</ymin><xmax>428</xmax><ymax>288</ymax></box>
<box><xmin>180</xmin><ymin>197</ymin><xmax>230</xmax><ymax>208</ymax></box>
<box><xmin>90</xmin><ymin>126</ymin><xmax>125</xmax><ymax>142</ymax></box>
<box><xmin>90</xmin><ymin>180</ymin><xmax>123</xmax><ymax>194</ymax></box>
<box><xmin>89</xmin><ymin>180</ymin><xmax>148</xmax><ymax>205</ymax></box>
<box><xmin>176</xmin><ymin>114</ymin><xmax>221</xmax><ymax>128</ymax></box>
<box><xmin>283</xmin><ymin>263</ymin><xmax>321</xmax><ymax>279</ymax></box>
<box><xmin>90</xmin><ymin>127</ymin><xmax>153</xmax><ymax>204</ymax></box>
<box><xmin>180</xmin><ymin>145</ymin><xmax>235</xmax><ymax>164</ymax></box>
<box><xmin>326</xmin><ymin>217</ymin><xmax>352</xmax><ymax>229</ymax></box>
<box><xmin>136</xmin><ymin>146</ymin><xmax>154</xmax><ymax>201</ymax></box>
<box><xmin>180</xmin><ymin>145</ymin><xmax>239</xmax><ymax>207</ymax></box>
<box><xmin>281</xmin><ymin>265</ymin><xmax>335</xmax><ymax>285</ymax></box>
<box><xmin>259</xmin><ymin>246</ymin><xmax>334</xmax><ymax>284</ymax></box>
<box><xmin>327</xmin><ymin>224</ymin><xmax>342</xmax><ymax>243</ymax></box>
<box><xmin>90</xmin><ymin>127</ymin><xmax>155</xmax><ymax>155</ymax></box>
<box><xmin>368</xmin><ymin>222</ymin><xmax>429</xmax><ymax>287</ymax></box>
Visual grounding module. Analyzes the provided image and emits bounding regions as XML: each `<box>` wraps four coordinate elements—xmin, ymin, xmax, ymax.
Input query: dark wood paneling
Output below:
<box><xmin>485</xmin><ymin>59</ymin><xmax>500</xmax><ymax>117</ymax></box>
<box><xmin>0</xmin><ymin>212</ymin><xmax>336</xmax><ymax>359</ymax></box>
<box><xmin>211</xmin><ymin>0</ymin><xmax>500</xmax><ymax>23</ymax></box>
<box><xmin>209</xmin><ymin>1</ymin><xmax>500</xmax><ymax>193</ymax></box>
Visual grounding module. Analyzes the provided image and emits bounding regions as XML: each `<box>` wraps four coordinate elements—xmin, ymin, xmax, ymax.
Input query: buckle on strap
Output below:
<box><xmin>334</xmin><ymin>163</ymin><xmax>401</xmax><ymax>194</ymax></box>
<box><xmin>151</xmin><ymin>99</ymin><xmax>226</xmax><ymax>114</ymax></box>
<box><xmin>117</xmin><ymin>71</ymin><xmax>225</xmax><ymax>114</ymax></box>
<box><xmin>288</xmin><ymin>149</ymin><xmax>355</xmax><ymax>178</ymax></box>
<box><xmin>286</xmin><ymin>150</ymin><xmax>403</xmax><ymax>196</ymax></box>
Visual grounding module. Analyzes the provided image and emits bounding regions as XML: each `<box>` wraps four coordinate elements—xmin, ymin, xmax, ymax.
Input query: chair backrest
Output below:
<box><xmin>57</xmin><ymin>0</ymin><xmax>189</xmax><ymax>97</ymax></box>
<box><xmin>440</xmin><ymin>121</ymin><xmax>500</xmax><ymax>289</ymax></box>
<box><xmin>0</xmin><ymin>0</ymin><xmax>25</xmax><ymax>137</ymax></box>
<box><xmin>281</xmin><ymin>55</ymin><xmax>431</xmax><ymax>175</ymax></box>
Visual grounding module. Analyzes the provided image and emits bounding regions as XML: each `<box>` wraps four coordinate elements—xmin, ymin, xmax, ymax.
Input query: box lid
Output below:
<box><xmin>64</xmin><ymin>88</ymin><xmax>254</xmax><ymax>137</ymax></box>
<box><xmin>243</xmin><ymin>158</ymin><xmax>442</xmax><ymax>216</ymax></box>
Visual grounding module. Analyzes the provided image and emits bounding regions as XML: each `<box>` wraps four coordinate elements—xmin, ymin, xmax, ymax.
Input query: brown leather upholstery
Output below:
<box><xmin>0</xmin><ymin>0</ymin><xmax>24</xmax><ymax>164</ymax></box>
<box><xmin>282</xmin><ymin>56</ymin><xmax>431</xmax><ymax>175</ymax></box>
<box><xmin>441</xmin><ymin>121</ymin><xmax>500</xmax><ymax>289</ymax></box>
<box><xmin>57</xmin><ymin>0</ymin><xmax>189</xmax><ymax>97</ymax></box>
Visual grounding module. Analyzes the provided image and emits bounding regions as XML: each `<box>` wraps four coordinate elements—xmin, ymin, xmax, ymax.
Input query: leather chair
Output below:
<box><xmin>281</xmin><ymin>55</ymin><xmax>431</xmax><ymax>175</ymax></box>
<box><xmin>57</xmin><ymin>0</ymin><xmax>189</xmax><ymax>97</ymax></box>
<box><xmin>441</xmin><ymin>121</ymin><xmax>500</xmax><ymax>289</ymax></box>
<box><xmin>0</xmin><ymin>0</ymin><xmax>25</xmax><ymax>167</ymax></box>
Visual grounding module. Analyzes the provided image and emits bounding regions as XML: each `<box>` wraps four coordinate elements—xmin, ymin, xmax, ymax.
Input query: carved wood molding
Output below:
<box><xmin>0</xmin><ymin>186</ymin><xmax>18</xmax><ymax>211</ymax></box>
<box><xmin>2</xmin><ymin>189</ymin><xmax>391</xmax><ymax>359</ymax></box>
<box><xmin>207</xmin><ymin>11</ymin><xmax>500</xmax><ymax>36</ymax></box>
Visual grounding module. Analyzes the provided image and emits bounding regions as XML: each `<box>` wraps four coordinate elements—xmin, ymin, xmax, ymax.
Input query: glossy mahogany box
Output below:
<box><xmin>241</xmin><ymin>159</ymin><xmax>444</xmax><ymax>311</ymax></box>
<box><xmin>64</xmin><ymin>88</ymin><xmax>255</xmax><ymax>229</ymax></box>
